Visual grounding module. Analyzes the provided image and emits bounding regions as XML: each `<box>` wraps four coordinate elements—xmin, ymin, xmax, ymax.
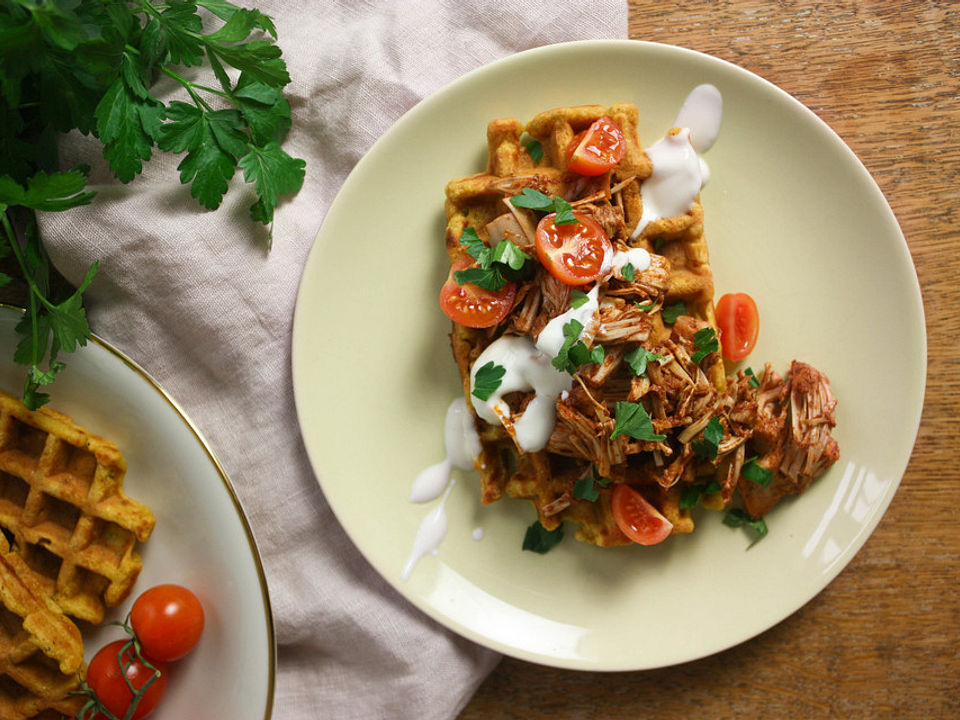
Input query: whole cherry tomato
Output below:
<box><xmin>87</xmin><ymin>640</ymin><xmax>168</xmax><ymax>720</ymax></box>
<box><xmin>130</xmin><ymin>584</ymin><xmax>206</xmax><ymax>662</ymax></box>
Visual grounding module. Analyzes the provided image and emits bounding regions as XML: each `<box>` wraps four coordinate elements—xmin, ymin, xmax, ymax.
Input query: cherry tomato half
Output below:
<box><xmin>130</xmin><ymin>584</ymin><xmax>205</xmax><ymax>662</ymax></box>
<box><xmin>535</xmin><ymin>212</ymin><xmax>612</xmax><ymax>286</ymax></box>
<box><xmin>715</xmin><ymin>292</ymin><xmax>760</xmax><ymax>362</ymax></box>
<box><xmin>567</xmin><ymin>117</ymin><xmax>626</xmax><ymax>176</ymax></box>
<box><xmin>439</xmin><ymin>253</ymin><xmax>517</xmax><ymax>328</ymax></box>
<box><xmin>87</xmin><ymin>640</ymin><xmax>168</xmax><ymax>720</ymax></box>
<box><xmin>611</xmin><ymin>484</ymin><xmax>673</xmax><ymax>545</ymax></box>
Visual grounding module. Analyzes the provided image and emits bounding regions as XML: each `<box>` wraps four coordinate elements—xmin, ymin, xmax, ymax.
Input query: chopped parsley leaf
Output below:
<box><xmin>661</xmin><ymin>301</ymin><xmax>686</xmax><ymax>324</ymax></box>
<box><xmin>653</xmin><ymin>236</ymin><xmax>667</xmax><ymax>251</ymax></box>
<box><xmin>525</xmin><ymin>138</ymin><xmax>544</xmax><ymax>163</ymax></box>
<box><xmin>552</xmin><ymin>319</ymin><xmax>603</xmax><ymax>373</ymax></box>
<box><xmin>454</xmin><ymin>265</ymin><xmax>507</xmax><ymax>292</ymax></box>
<box><xmin>455</xmin><ymin>226</ymin><xmax>531</xmax><ymax>291</ymax></box>
<box><xmin>490</xmin><ymin>238</ymin><xmax>529</xmax><ymax>270</ymax></box>
<box><xmin>691</xmin><ymin>327</ymin><xmax>720</xmax><ymax>363</ymax></box>
<box><xmin>472</xmin><ymin>361</ymin><xmax>506</xmax><ymax>401</ymax></box>
<box><xmin>741</xmin><ymin>457</ymin><xmax>774</xmax><ymax>487</ymax></box>
<box><xmin>624</xmin><ymin>346</ymin><xmax>664</xmax><ymax>377</ymax></box>
<box><xmin>745</xmin><ymin>367</ymin><xmax>760</xmax><ymax>389</ymax></box>
<box><xmin>691</xmin><ymin>416</ymin><xmax>724</xmax><ymax>461</ymax></box>
<box><xmin>509</xmin><ymin>190</ymin><xmax>580</xmax><ymax>226</ymax></box>
<box><xmin>522</xmin><ymin>520</ymin><xmax>564</xmax><ymax>553</ymax></box>
<box><xmin>622</xmin><ymin>263</ymin><xmax>635</xmax><ymax>281</ymax></box>
<box><xmin>570</xmin><ymin>289</ymin><xmax>590</xmax><ymax>309</ymax></box>
<box><xmin>634</xmin><ymin>301</ymin><xmax>656</xmax><ymax>312</ymax></box>
<box><xmin>573</xmin><ymin>476</ymin><xmax>600</xmax><ymax>502</ymax></box>
<box><xmin>553</xmin><ymin>196</ymin><xmax>578</xmax><ymax>225</ymax></box>
<box><xmin>679</xmin><ymin>480</ymin><xmax>722</xmax><ymax>509</ymax></box>
<box><xmin>509</xmin><ymin>187</ymin><xmax>555</xmax><ymax>211</ymax></box>
<box><xmin>724</xmin><ymin>508</ymin><xmax>768</xmax><ymax>548</ymax></box>
<box><xmin>458</xmin><ymin>227</ymin><xmax>486</xmax><ymax>260</ymax></box>
<box><xmin>610</xmin><ymin>401</ymin><xmax>667</xmax><ymax>442</ymax></box>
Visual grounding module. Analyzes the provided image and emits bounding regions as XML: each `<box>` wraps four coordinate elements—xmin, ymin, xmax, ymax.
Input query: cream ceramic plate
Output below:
<box><xmin>0</xmin><ymin>307</ymin><xmax>275</xmax><ymax>716</ymax></box>
<box><xmin>292</xmin><ymin>41</ymin><xmax>925</xmax><ymax>670</ymax></box>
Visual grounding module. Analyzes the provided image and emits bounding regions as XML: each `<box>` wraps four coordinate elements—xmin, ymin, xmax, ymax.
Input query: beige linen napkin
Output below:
<box><xmin>37</xmin><ymin>2</ymin><xmax>627</xmax><ymax>718</ymax></box>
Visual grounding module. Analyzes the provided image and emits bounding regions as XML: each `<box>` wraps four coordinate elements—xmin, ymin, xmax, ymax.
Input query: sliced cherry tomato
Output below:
<box><xmin>535</xmin><ymin>212</ymin><xmax>612</xmax><ymax>286</ymax></box>
<box><xmin>715</xmin><ymin>292</ymin><xmax>760</xmax><ymax>362</ymax></box>
<box><xmin>566</xmin><ymin>117</ymin><xmax>626</xmax><ymax>176</ymax></box>
<box><xmin>439</xmin><ymin>254</ymin><xmax>516</xmax><ymax>328</ymax></box>
<box><xmin>611</xmin><ymin>484</ymin><xmax>673</xmax><ymax>545</ymax></box>
<box><xmin>130</xmin><ymin>584</ymin><xmax>205</xmax><ymax>662</ymax></box>
<box><xmin>87</xmin><ymin>640</ymin><xmax>168</xmax><ymax>720</ymax></box>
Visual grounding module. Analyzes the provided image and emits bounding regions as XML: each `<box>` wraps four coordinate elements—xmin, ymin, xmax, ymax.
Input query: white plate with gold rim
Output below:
<box><xmin>291</xmin><ymin>40</ymin><xmax>925</xmax><ymax>670</ymax></box>
<box><xmin>0</xmin><ymin>306</ymin><xmax>275</xmax><ymax>716</ymax></box>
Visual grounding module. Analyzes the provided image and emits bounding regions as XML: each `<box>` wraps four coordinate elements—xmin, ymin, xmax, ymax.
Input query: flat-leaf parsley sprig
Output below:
<box><xmin>0</xmin><ymin>0</ymin><xmax>305</xmax><ymax>407</ymax></box>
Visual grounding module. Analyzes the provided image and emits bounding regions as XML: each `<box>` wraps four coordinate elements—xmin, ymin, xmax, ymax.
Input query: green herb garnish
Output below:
<box><xmin>744</xmin><ymin>367</ymin><xmax>760</xmax><ymax>389</ymax></box>
<box><xmin>691</xmin><ymin>327</ymin><xmax>720</xmax><ymax>363</ymax></box>
<box><xmin>455</xmin><ymin>227</ymin><xmax>531</xmax><ymax>292</ymax></box>
<box><xmin>634</xmin><ymin>301</ymin><xmax>656</xmax><ymax>312</ymax></box>
<box><xmin>724</xmin><ymin>508</ymin><xmax>768</xmax><ymax>548</ymax></box>
<box><xmin>570</xmin><ymin>289</ymin><xmax>590</xmax><ymax>309</ymax></box>
<box><xmin>691</xmin><ymin>416</ymin><xmax>724</xmax><ymax>461</ymax></box>
<box><xmin>610</xmin><ymin>401</ymin><xmax>667</xmax><ymax>442</ymax></box>
<box><xmin>552</xmin><ymin>319</ymin><xmax>603</xmax><ymax>374</ymax></box>
<box><xmin>661</xmin><ymin>301</ymin><xmax>686</xmax><ymax>325</ymax></box>
<box><xmin>572</xmin><ymin>476</ymin><xmax>600</xmax><ymax>502</ymax></box>
<box><xmin>741</xmin><ymin>457</ymin><xmax>774</xmax><ymax>487</ymax></box>
<box><xmin>509</xmin><ymin>187</ymin><xmax>555</xmax><ymax>211</ymax></box>
<box><xmin>525</xmin><ymin>139</ymin><xmax>544</xmax><ymax>163</ymax></box>
<box><xmin>679</xmin><ymin>480</ymin><xmax>722</xmax><ymax>509</ymax></box>
<box><xmin>552</xmin><ymin>196</ymin><xmax>578</xmax><ymax>225</ymax></box>
<box><xmin>622</xmin><ymin>263</ymin><xmax>635</xmax><ymax>281</ymax></box>
<box><xmin>509</xmin><ymin>189</ymin><xmax>579</xmax><ymax>226</ymax></box>
<box><xmin>624</xmin><ymin>346</ymin><xmax>664</xmax><ymax>377</ymax></box>
<box><xmin>522</xmin><ymin>520</ymin><xmax>564</xmax><ymax>553</ymax></box>
<box><xmin>472</xmin><ymin>361</ymin><xmax>506</xmax><ymax>402</ymax></box>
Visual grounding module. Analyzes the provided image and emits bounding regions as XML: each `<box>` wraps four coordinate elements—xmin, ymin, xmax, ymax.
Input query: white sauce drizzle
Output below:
<box><xmin>631</xmin><ymin>84</ymin><xmax>723</xmax><ymax>240</ymax></box>
<box><xmin>535</xmin><ymin>285</ymin><xmax>600</xmax><ymax>358</ymax></box>
<box><xmin>609</xmin><ymin>247</ymin><xmax>651</xmax><ymax>276</ymax></box>
<box><xmin>470</xmin><ymin>335</ymin><xmax>573</xmax><ymax>453</ymax></box>
<box><xmin>409</xmin><ymin>397</ymin><xmax>480</xmax><ymax>503</ymax></box>
<box><xmin>402</xmin><ymin>479</ymin><xmax>455</xmax><ymax>582</ymax></box>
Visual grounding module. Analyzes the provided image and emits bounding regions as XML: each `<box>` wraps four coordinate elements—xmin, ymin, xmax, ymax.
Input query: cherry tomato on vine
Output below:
<box><xmin>567</xmin><ymin>117</ymin><xmax>626</xmax><ymax>176</ymax></box>
<box><xmin>87</xmin><ymin>640</ymin><xmax>168</xmax><ymax>720</ymax></box>
<box><xmin>611</xmin><ymin>484</ymin><xmax>673</xmax><ymax>545</ymax></box>
<box><xmin>535</xmin><ymin>211</ymin><xmax>612</xmax><ymax>286</ymax></box>
<box><xmin>715</xmin><ymin>292</ymin><xmax>760</xmax><ymax>362</ymax></box>
<box><xmin>439</xmin><ymin>254</ymin><xmax>517</xmax><ymax>328</ymax></box>
<box><xmin>130</xmin><ymin>584</ymin><xmax>206</xmax><ymax>662</ymax></box>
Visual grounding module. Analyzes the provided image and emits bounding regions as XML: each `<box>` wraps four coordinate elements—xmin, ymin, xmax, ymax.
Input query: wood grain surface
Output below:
<box><xmin>460</xmin><ymin>2</ymin><xmax>959</xmax><ymax>719</ymax></box>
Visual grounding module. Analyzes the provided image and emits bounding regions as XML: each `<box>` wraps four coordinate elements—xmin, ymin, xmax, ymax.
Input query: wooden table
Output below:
<box><xmin>460</xmin><ymin>2</ymin><xmax>959</xmax><ymax>718</ymax></box>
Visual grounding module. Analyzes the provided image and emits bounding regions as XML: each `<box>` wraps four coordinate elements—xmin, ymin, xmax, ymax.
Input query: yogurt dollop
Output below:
<box><xmin>631</xmin><ymin>84</ymin><xmax>723</xmax><ymax>239</ymax></box>
<box><xmin>470</xmin><ymin>335</ymin><xmax>573</xmax><ymax>453</ymax></box>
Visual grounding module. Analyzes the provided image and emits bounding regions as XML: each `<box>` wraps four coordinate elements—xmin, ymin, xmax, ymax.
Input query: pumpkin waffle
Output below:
<box><xmin>445</xmin><ymin>103</ymin><xmax>726</xmax><ymax>546</ymax></box>
<box><xmin>0</xmin><ymin>533</ymin><xmax>84</xmax><ymax>720</ymax></box>
<box><xmin>0</xmin><ymin>390</ymin><xmax>155</xmax><ymax>624</ymax></box>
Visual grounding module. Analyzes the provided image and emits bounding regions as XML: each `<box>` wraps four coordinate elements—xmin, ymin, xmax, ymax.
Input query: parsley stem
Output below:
<box><xmin>0</xmin><ymin>210</ymin><xmax>43</xmax><ymax>365</ymax></box>
<box><xmin>159</xmin><ymin>66</ymin><xmax>215</xmax><ymax>111</ymax></box>
<box><xmin>0</xmin><ymin>210</ymin><xmax>55</xmax><ymax>315</ymax></box>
